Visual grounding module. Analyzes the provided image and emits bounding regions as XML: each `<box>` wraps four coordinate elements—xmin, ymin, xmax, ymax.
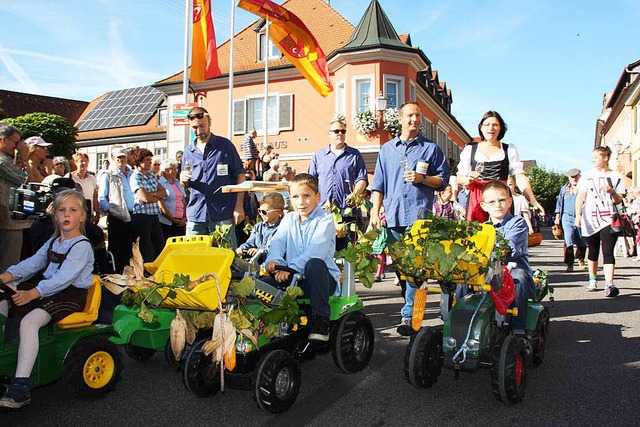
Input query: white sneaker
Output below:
<box><xmin>586</xmin><ymin>280</ymin><xmax>598</xmax><ymax>292</ymax></box>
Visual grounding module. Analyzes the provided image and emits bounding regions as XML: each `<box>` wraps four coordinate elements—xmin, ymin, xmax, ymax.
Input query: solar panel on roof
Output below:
<box><xmin>78</xmin><ymin>85</ymin><xmax>164</xmax><ymax>131</ymax></box>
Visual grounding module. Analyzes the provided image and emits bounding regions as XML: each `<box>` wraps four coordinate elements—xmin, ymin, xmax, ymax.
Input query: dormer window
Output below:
<box><xmin>258</xmin><ymin>32</ymin><xmax>281</xmax><ymax>61</ymax></box>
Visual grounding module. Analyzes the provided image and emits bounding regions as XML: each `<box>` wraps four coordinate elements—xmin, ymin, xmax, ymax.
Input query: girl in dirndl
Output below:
<box><xmin>0</xmin><ymin>189</ymin><xmax>94</xmax><ymax>409</ymax></box>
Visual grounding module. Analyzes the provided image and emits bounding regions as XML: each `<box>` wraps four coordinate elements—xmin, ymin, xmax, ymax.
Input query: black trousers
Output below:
<box><xmin>132</xmin><ymin>214</ymin><xmax>165</xmax><ymax>263</ymax></box>
<box><xmin>564</xmin><ymin>243</ymin><xmax>586</xmax><ymax>266</ymax></box>
<box><xmin>107</xmin><ymin>214</ymin><xmax>133</xmax><ymax>274</ymax></box>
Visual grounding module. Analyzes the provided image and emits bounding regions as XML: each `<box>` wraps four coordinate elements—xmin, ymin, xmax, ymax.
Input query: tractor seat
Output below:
<box><xmin>56</xmin><ymin>275</ymin><xmax>102</xmax><ymax>329</ymax></box>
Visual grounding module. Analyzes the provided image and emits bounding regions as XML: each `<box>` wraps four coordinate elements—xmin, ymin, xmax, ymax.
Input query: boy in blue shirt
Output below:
<box><xmin>265</xmin><ymin>174</ymin><xmax>340</xmax><ymax>342</ymax></box>
<box><xmin>480</xmin><ymin>180</ymin><xmax>535</xmax><ymax>336</ymax></box>
<box><xmin>236</xmin><ymin>192</ymin><xmax>285</xmax><ymax>260</ymax></box>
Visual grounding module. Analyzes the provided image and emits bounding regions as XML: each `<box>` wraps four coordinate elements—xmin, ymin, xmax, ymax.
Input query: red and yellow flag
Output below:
<box><xmin>192</xmin><ymin>0</ymin><xmax>222</xmax><ymax>82</ymax></box>
<box><xmin>237</xmin><ymin>0</ymin><xmax>333</xmax><ymax>97</ymax></box>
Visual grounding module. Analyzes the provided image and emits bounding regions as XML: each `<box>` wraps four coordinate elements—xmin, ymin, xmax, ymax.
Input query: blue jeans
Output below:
<box><xmin>387</xmin><ymin>226</ymin><xmax>415</xmax><ymax>320</ymax></box>
<box><xmin>186</xmin><ymin>218</ymin><xmax>237</xmax><ymax>249</ymax></box>
<box><xmin>510</xmin><ymin>268</ymin><xmax>535</xmax><ymax>332</ymax></box>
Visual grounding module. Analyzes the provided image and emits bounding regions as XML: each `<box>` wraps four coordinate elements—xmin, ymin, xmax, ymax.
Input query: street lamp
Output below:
<box><xmin>614</xmin><ymin>141</ymin><xmax>623</xmax><ymax>155</ymax></box>
<box><xmin>375</xmin><ymin>92</ymin><xmax>387</xmax><ymax>127</ymax></box>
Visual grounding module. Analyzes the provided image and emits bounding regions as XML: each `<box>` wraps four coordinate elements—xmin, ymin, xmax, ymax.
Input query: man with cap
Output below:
<box><xmin>98</xmin><ymin>145</ymin><xmax>135</xmax><ymax>273</ymax></box>
<box><xmin>180</xmin><ymin>107</ymin><xmax>245</xmax><ymax>248</ymax></box>
<box><xmin>0</xmin><ymin>124</ymin><xmax>33</xmax><ymax>271</ymax></box>
<box><xmin>555</xmin><ymin>168</ymin><xmax>587</xmax><ymax>271</ymax></box>
<box><xmin>25</xmin><ymin>136</ymin><xmax>52</xmax><ymax>183</ymax></box>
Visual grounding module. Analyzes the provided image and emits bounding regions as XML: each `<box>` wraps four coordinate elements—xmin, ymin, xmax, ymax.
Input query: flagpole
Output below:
<box><xmin>263</xmin><ymin>18</ymin><xmax>269</xmax><ymax>151</ymax></box>
<box><xmin>182</xmin><ymin>0</ymin><xmax>191</xmax><ymax>147</ymax></box>
<box><xmin>227</xmin><ymin>0</ymin><xmax>236</xmax><ymax>139</ymax></box>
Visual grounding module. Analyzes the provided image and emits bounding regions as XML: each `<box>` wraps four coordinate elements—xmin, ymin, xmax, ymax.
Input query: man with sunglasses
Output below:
<box><xmin>308</xmin><ymin>119</ymin><xmax>368</xmax><ymax>251</ymax></box>
<box><xmin>180</xmin><ymin>107</ymin><xmax>245</xmax><ymax>248</ymax></box>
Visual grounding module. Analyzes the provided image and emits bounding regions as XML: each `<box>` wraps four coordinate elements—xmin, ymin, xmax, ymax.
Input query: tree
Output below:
<box><xmin>527</xmin><ymin>166</ymin><xmax>568</xmax><ymax>214</ymax></box>
<box><xmin>4</xmin><ymin>112</ymin><xmax>78</xmax><ymax>158</ymax></box>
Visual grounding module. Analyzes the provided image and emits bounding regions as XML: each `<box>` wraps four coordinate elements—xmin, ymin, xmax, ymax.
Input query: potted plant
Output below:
<box><xmin>383</xmin><ymin>108</ymin><xmax>401</xmax><ymax>137</ymax></box>
<box><xmin>352</xmin><ymin>110</ymin><xmax>378</xmax><ymax>137</ymax></box>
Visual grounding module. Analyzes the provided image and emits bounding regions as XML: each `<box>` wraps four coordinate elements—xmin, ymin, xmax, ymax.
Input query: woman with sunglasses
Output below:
<box><xmin>236</xmin><ymin>193</ymin><xmax>285</xmax><ymax>262</ymax></box>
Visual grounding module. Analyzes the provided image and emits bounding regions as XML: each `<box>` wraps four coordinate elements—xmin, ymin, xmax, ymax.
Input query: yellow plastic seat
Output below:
<box><xmin>56</xmin><ymin>275</ymin><xmax>102</xmax><ymax>329</ymax></box>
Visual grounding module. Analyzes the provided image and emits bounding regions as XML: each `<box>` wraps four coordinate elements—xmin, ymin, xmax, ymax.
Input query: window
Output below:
<box><xmin>384</xmin><ymin>75</ymin><xmax>405</xmax><ymax>109</ymax></box>
<box><xmin>233</xmin><ymin>93</ymin><xmax>293</xmax><ymax>135</ymax></box>
<box><xmin>97</xmin><ymin>152</ymin><xmax>108</xmax><ymax>168</ymax></box>
<box><xmin>258</xmin><ymin>32</ymin><xmax>280</xmax><ymax>61</ymax></box>
<box><xmin>154</xmin><ymin>147</ymin><xmax>166</xmax><ymax>160</ymax></box>
<box><xmin>335</xmin><ymin>81</ymin><xmax>346</xmax><ymax>117</ymax></box>
<box><xmin>158</xmin><ymin>108</ymin><xmax>167</xmax><ymax>126</ymax></box>
<box><xmin>353</xmin><ymin>76</ymin><xmax>374</xmax><ymax>113</ymax></box>
<box><xmin>410</xmin><ymin>81</ymin><xmax>416</xmax><ymax>102</ymax></box>
<box><xmin>635</xmin><ymin>105</ymin><xmax>640</xmax><ymax>134</ymax></box>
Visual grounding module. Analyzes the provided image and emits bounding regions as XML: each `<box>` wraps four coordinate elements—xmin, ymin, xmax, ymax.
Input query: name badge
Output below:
<box><xmin>416</xmin><ymin>161</ymin><xmax>429</xmax><ymax>175</ymax></box>
<box><xmin>217</xmin><ymin>164</ymin><xmax>229</xmax><ymax>176</ymax></box>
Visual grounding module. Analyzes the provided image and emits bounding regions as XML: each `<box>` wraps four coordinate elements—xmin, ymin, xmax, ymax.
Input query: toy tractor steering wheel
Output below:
<box><xmin>0</xmin><ymin>282</ymin><xmax>16</xmax><ymax>301</ymax></box>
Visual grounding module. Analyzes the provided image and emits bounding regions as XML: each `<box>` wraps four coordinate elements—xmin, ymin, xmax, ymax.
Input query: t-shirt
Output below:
<box><xmin>577</xmin><ymin>168</ymin><xmax>625</xmax><ymax>237</ymax></box>
<box><xmin>512</xmin><ymin>193</ymin><xmax>530</xmax><ymax>217</ymax></box>
<box><xmin>72</xmin><ymin>172</ymin><xmax>98</xmax><ymax>211</ymax></box>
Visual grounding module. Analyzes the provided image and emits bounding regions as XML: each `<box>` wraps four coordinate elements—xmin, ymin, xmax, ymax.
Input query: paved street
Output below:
<box><xmin>3</xmin><ymin>228</ymin><xmax>639</xmax><ymax>426</ymax></box>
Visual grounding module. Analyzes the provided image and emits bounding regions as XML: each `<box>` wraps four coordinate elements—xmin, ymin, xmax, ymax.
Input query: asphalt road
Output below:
<box><xmin>3</xmin><ymin>228</ymin><xmax>639</xmax><ymax>426</ymax></box>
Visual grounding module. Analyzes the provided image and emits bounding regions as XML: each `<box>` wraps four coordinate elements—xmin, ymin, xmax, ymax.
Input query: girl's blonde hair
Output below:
<box><xmin>51</xmin><ymin>189</ymin><xmax>87</xmax><ymax>237</ymax></box>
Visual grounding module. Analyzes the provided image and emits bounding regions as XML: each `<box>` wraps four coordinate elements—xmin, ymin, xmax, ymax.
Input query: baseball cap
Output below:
<box><xmin>50</xmin><ymin>177</ymin><xmax>77</xmax><ymax>193</ymax></box>
<box><xmin>566</xmin><ymin>168</ymin><xmax>581</xmax><ymax>177</ymax></box>
<box><xmin>25</xmin><ymin>136</ymin><xmax>52</xmax><ymax>147</ymax></box>
<box><xmin>111</xmin><ymin>148</ymin><xmax>127</xmax><ymax>158</ymax></box>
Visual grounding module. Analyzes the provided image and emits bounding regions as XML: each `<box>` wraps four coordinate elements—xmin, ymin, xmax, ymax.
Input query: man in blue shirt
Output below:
<box><xmin>179</xmin><ymin>107</ymin><xmax>246</xmax><ymax>248</ymax></box>
<box><xmin>309</xmin><ymin>119</ymin><xmax>368</xmax><ymax>250</ymax></box>
<box><xmin>370</xmin><ymin>102</ymin><xmax>450</xmax><ymax>336</ymax></box>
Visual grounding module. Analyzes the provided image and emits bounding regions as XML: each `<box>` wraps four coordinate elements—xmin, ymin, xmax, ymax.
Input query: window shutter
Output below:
<box><xmin>278</xmin><ymin>94</ymin><xmax>293</xmax><ymax>130</ymax></box>
<box><xmin>233</xmin><ymin>99</ymin><xmax>246</xmax><ymax>135</ymax></box>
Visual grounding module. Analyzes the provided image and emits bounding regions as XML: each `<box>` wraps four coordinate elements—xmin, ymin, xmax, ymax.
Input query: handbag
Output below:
<box><xmin>551</xmin><ymin>224</ymin><xmax>563</xmax><ymax>240</ymax></box>
<box><xmin>610</xmin><ymin>203</ymin><xmax>637</xmax><ymax>238</ymax></box>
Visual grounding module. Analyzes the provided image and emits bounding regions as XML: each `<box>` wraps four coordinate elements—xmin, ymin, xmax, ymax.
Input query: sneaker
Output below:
<box><xmin>605</xmin><ymin>284</ymin><xmax>619</xmax><ymax>298</ymax></box>
<box><xmin>586</xmin><ymin>280</ymin><xmax>598</xmax><ymax>292</ymax></box>
<box><xmin>0</xmin><ymin>378</ymin><xmax>31</xmax><ymax>409</ymax></box>
<box><xmin>397</xmin><ymin>318</ymin><xmax>415</xmax><ymax>336</ymax></box>
<box><xmin>565</xmin><ymin>265</ymin><xmax>574</xmax><ymax>272</ymax></box>
<box><xmin>308</xmin><ymin>315</ymin><xmax>330</xmax><ymax>342</ymax></box>
<box><xmin>516</xmin><ymin>334</ymin><xmax>533</xmax><ymax>358</ymax></box>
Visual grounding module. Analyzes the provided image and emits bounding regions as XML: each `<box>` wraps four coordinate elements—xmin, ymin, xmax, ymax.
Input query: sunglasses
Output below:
<box><xmin>259</xmin><ymin>209</ymin><xmax>280</xmax><ymax>216</ymax></box>
<box><xmin>188</xmin><ymin>112</ymin><xmax>209</xmax><ymax>120</ymax></box>
<box><xmin>330</xmin><ymin>129</ymin><xmax>347</xmax><ymax>135</ymax></box>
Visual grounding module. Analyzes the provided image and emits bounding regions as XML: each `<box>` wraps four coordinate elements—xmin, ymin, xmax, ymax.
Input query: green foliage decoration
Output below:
<box><xmin>4</xmin><ymin>112</ymin><xmax>78</xmax><ymax>158</ymax></box>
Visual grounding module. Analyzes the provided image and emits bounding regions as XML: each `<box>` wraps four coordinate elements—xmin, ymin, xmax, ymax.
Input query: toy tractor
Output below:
<box><xmin>400</xmin><ymin>219</ymin><xmax>550</xmax><ymax>404</ymax></box>
<box><xmin>0</xmin><ymin>276</ymin><xmax>123</xmax><ymax>405</ymax></box>
<box><xmin>108</xmin><ymin>233</ymin><xmax>374</xmax><ymax>414</ymax></box>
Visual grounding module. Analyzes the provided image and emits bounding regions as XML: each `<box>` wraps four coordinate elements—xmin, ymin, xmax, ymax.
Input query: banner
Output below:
<box><xmin>238</xmin><ymin>0</ymin><xmax>333</xmax><ymax>97</ymax></box>
<box><xmin>192</xmin><ymin>0</ymin><xmax>222</xmax><ymax>82</ymax></box>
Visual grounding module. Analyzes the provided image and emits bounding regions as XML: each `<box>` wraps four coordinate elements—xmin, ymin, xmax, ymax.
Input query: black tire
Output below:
<box><xmin>182</xmin><ymin>339</ymin><xmax>220</xmax><ymax>397</ymax></box>
<box><xmin>532</xmin><ymin>309</ymin><xmax>550</xmax><ymax>366</ymax></box>
<box><xmin>491</xmin><ymin>335</ymin><xmax>527</xmax><ymax>404</ymax></box>
<box><xmin>124</xmin><ymin>344</ymin><xmax>155</xmax><ymax>361</ymax></box>
<box><xmin>255</xmin><ymin>349</ymin><xmax>301</xmax><ymax>414</ymax></box>
<box><xmin>63</xmin><ymin>336</ymin><xmax>123</xmax><ymax>399</ymax></box>
<box><xmin>330</xmin><ymin>311</ymin><xmax>375</xmax><ymax>374</ymax></box>
<box><xmin>403</xmin><ymin>326</ymin><xmax>443</xmax><ymax>388</ymax></box>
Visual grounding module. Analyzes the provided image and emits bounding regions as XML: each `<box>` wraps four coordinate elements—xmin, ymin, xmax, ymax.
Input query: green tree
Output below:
<box><xmin>4</xmin><ymin>112</ymin><xmax>78</xmax><ymax>158</ymax></box>
<box><xmin>527</xmin><ymin>166</ymin><xmax>567</xmax><ymax>214</ymax></box>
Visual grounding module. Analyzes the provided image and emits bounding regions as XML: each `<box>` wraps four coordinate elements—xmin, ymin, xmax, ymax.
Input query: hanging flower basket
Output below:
<box><xmin>352</xmin><ymin>110</ymin><xmax>378</xmax><ymax>137</ymax></box>
<box><xmin>383</xmin><ymin>108</ymin><xmax>401</xmax><ymax>137</ymax></box>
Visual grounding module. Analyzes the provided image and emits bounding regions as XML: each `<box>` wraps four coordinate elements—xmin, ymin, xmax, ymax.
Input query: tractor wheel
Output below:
<box><xmin>182</xmin><ymin>339</ymin><xmax>220</xmax><ymax>397</ymax></box>
<box><xmin>532</xmin><ymin>309</ymin><xmax>550</xmax><ymax>366</ymax></box>
<box><xmin>491</xmin><ymin>335</ymin><xmax>527</xmax><ymax>404</ymax></box>
<box><xmin>330</xmin><ymin>311</ymin><xmax>374</xmax><ymax>373</ymax></box>
<box><xmin>404</xmin><ymin>326</ymin><xmax>443</xmax><ymax>388</ymax></box>
<box><xmin>63</xmin><ymin>336</ymin><xmax>123</xmax><ymax>399</ymax></box>
<box><xmin>124</xmin><ymin>344</ymin><xmax>155</xmax><ymax>361</ymax></box>
<box><xmin>255</xmin><ymin>349</ymin><xmax>301</xmax><ymax>414</ymax></box>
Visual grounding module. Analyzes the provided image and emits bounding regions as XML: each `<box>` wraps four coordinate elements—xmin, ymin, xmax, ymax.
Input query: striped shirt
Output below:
<box><xmin>242</xmin><ymin>136</ymin><xmax>259</xmax><ymax>161</ymax></box>
<box><xmin>130</xmin><ymin>169</ymin><xmax>161</xmax><ymax>215</ymax></box>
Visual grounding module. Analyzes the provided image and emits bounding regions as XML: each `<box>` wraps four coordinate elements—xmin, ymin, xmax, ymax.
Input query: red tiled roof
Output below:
<box><xmin>0</xmin><ymin>89</ymin><xmax>88</xmax><ymax>123</ymax></box>
<box><xmin>157</xmin><ymin>0</ymin><xmax>355</xmax><ymax>84</ymax></box>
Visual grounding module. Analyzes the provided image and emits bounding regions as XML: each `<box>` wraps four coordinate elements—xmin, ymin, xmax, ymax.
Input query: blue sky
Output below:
<box><xmin>1</xmin><ymin>0</ymin><xmax>638</xmax><ymax>173</ymax></box>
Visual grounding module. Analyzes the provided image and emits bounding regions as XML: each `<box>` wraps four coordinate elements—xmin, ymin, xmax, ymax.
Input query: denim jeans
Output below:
<box><xmin>387</xmin><ymin>226</ymin><xmax>415</xmax><ymax>320</ymax></box>
<box><xmin>509</xmin><ymin>267</ymin><xmax>535</xmax><ymax>331</ymax></box>
<box><xmin>186</xmin><ymin>218</ymin><xmax>237</xmax><ymax>249</ymax></box>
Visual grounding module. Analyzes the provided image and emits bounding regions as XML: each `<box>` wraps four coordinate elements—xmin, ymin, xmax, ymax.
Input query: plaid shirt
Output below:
<box><xmin>130</xmin><ymin>169</ymin><xmax>161</xmax><ymax>215</ymax></box>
